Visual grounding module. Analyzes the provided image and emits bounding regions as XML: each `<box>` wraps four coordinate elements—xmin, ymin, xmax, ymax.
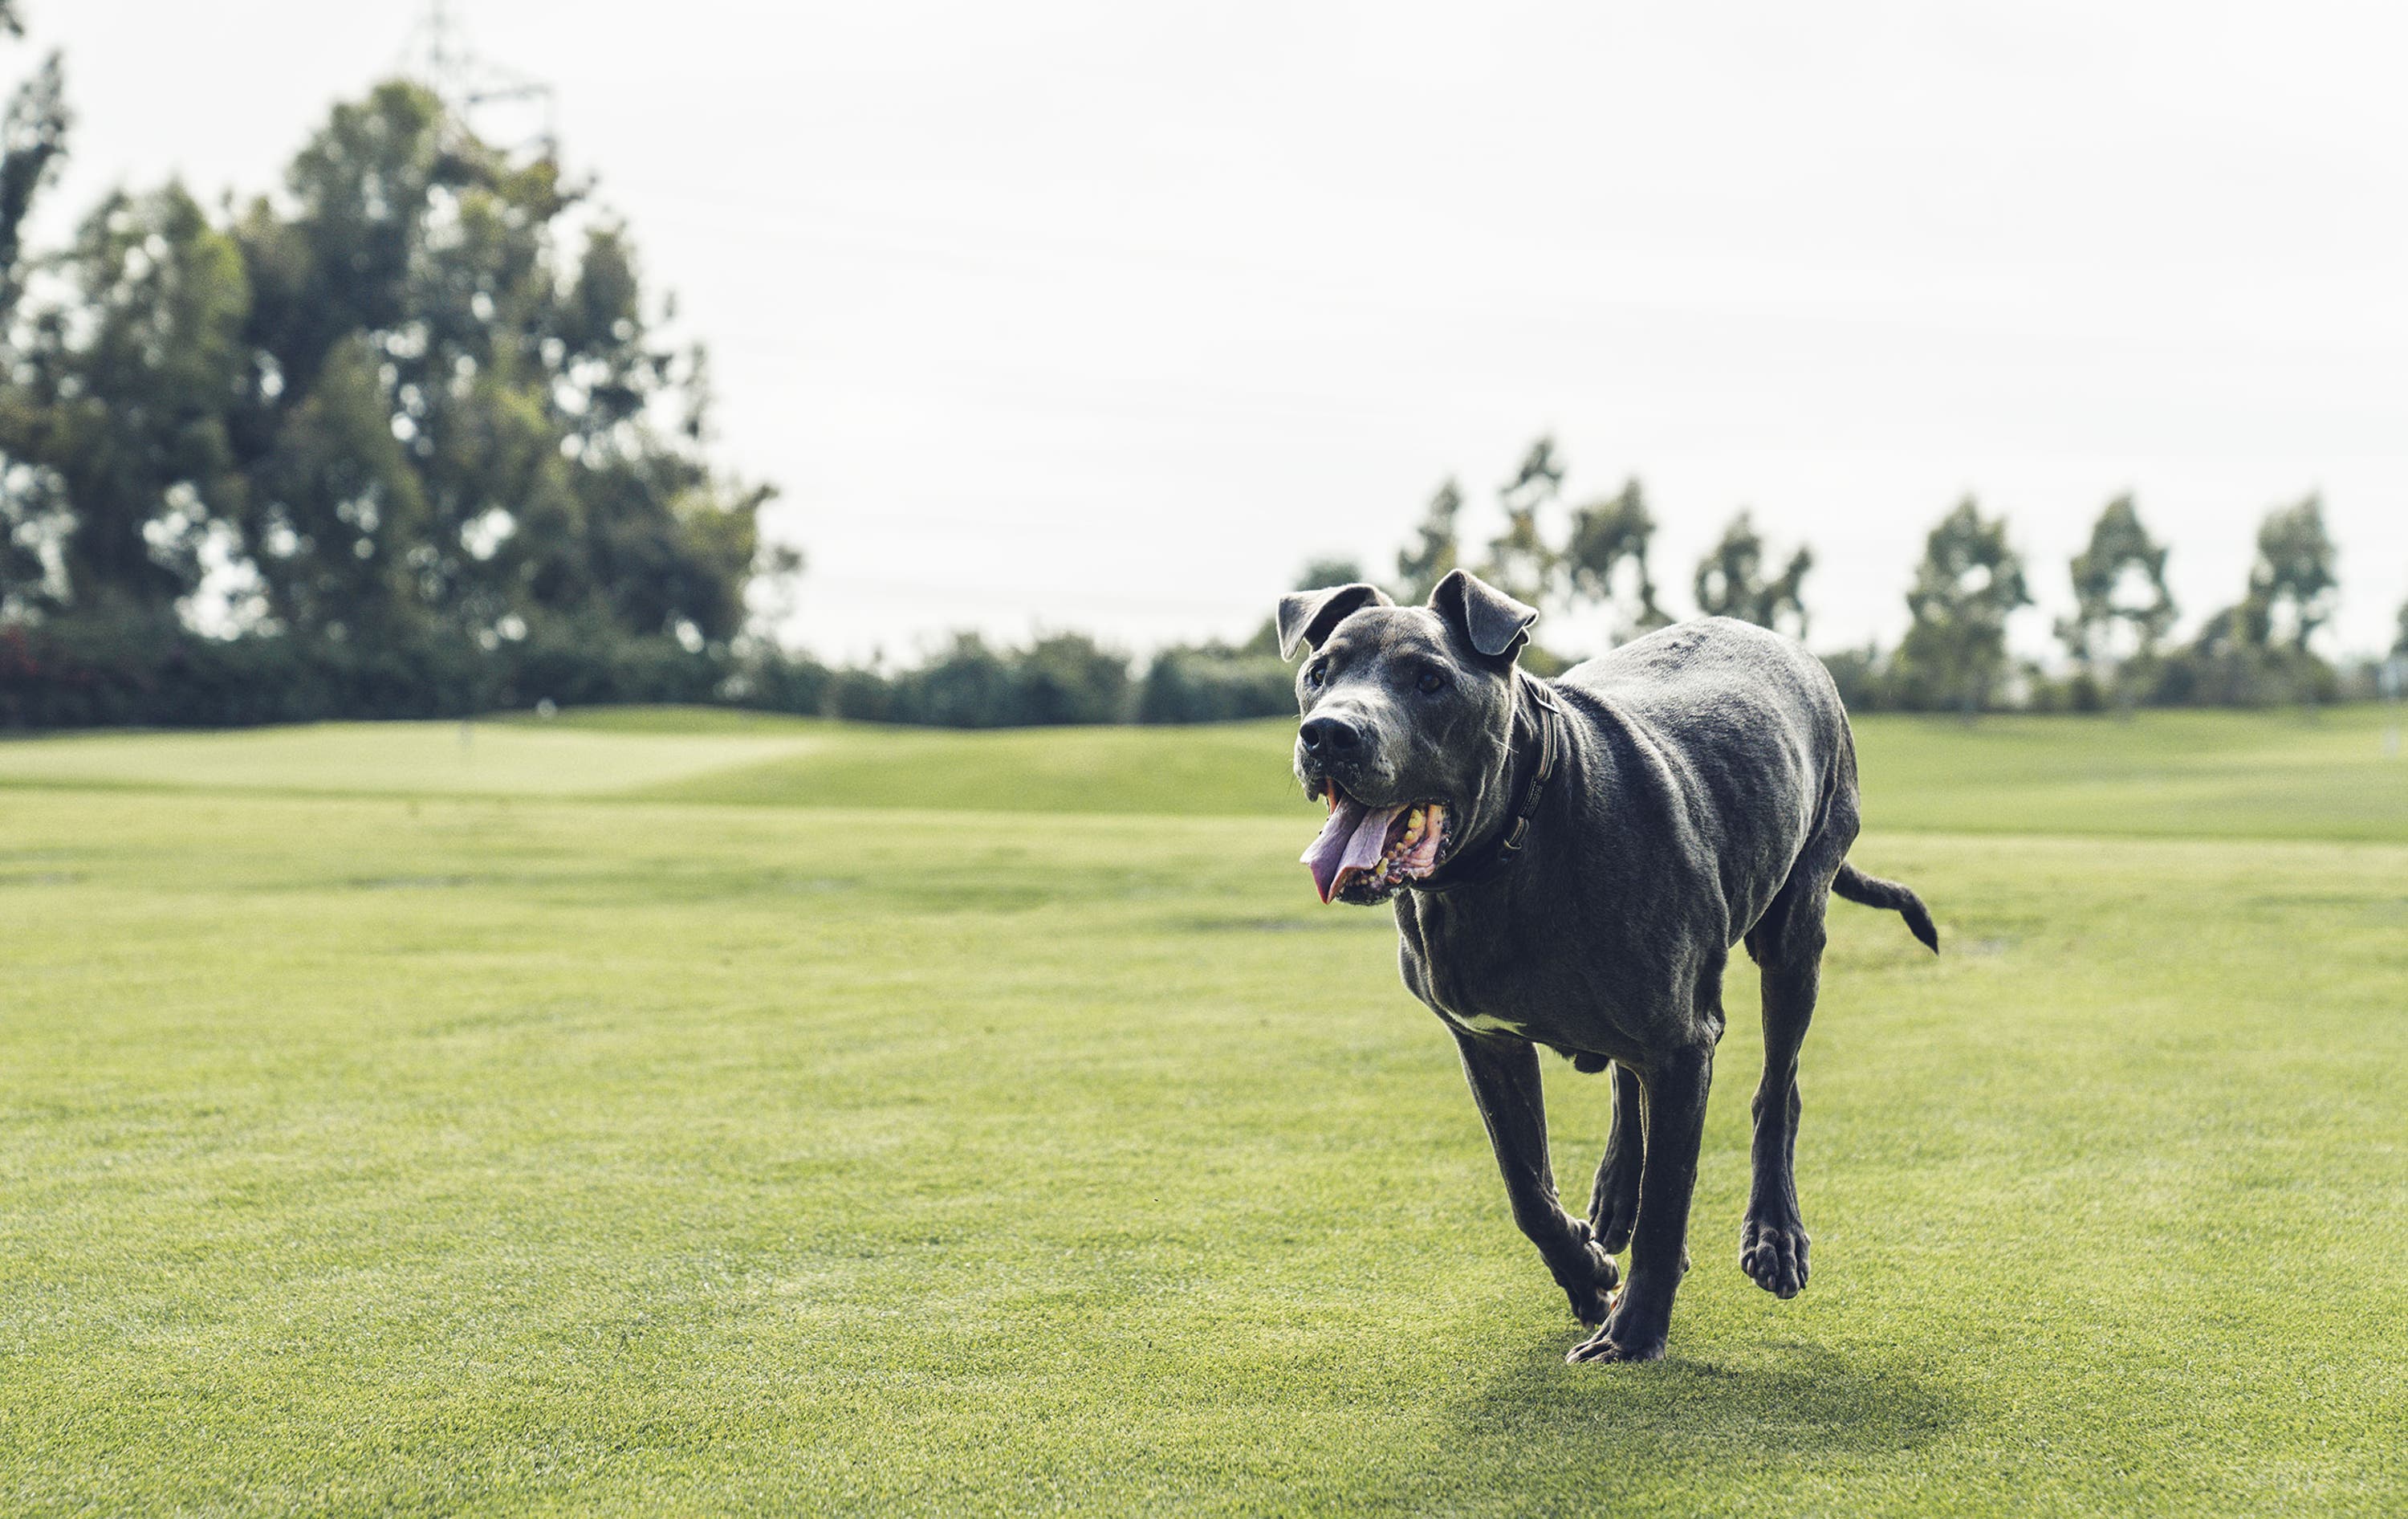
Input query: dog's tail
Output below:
<box><xmin>1832</xmin><ymin>861</ymin><xmax>1939</xmax><ymax>953</ymax></box>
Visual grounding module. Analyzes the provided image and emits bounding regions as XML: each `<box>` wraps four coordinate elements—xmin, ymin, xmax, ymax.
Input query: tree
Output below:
<box><xmin>238</xmin><ymin>334</ymin><xmax>429</xmax><ymax>635</ymax></box>
<box><xmin>899</xmin><ymin>632</ymin><xmax>1015</xmax><ymax>727</ymax></box>
<box><xmin>231</xmin><ymin>83</ymin><xmax>782</xmax><ymax>645</ymax></box>
<box><xmin>2059</xmin><ymin>495</ymin><xmax>2175</xmax><ymax>666</ymax></box>
<box><xmin>2056</xmin><ymin>495</ymin><xmax>2175</xmax><ymax>710</ymax></box>
<box><xmin>1481</xmin><ymin>435</ymin><xmax>1563</xmax><ymax>607</ymax></box>
<box><xmin>1394</xmin><ymin>479</ymin><xmax>1461</xmax><ymax>604</ymax></box>
<box><xmin>2166</xmin><ymin>494</ymin><xmax>2341</xmax><ymax>707</ymax></box>
<box><xmin>0</xmin><ymin>185</ymin><xmax>252</xmax><ymax>615</ymax></box>
<box><xmin>1893</xmin><ymin>497</ymin><xmax>2031</xmax><ymax>715</ymax></box>
<box><xmin>0</xmin><ymin>78</ymin><xmax>789</xmax><ymax>648</ymax></box>
<box><xmin>1294</xmin><ymin>556</ymin><xmax>1363</xmax><ymax>591</ymax></box>
<box><xmin>0</xmin><ymin>1</ymin><xmax>69</xmax><ymax>618</ymax></box>
<box><xmin>1693</xmin><ymin>510</ymin><xmax>1811</xmax><ymax>638</ymax></box>
<box><xmin>2238</xmin><ymin>494</ymin><xmax>2337</xmax><ymax>654</ymax></box>
<box><xmin>2395</xmin><ymin>593</ymin><xmax>2407</xmax><ymax>659</ymax></box>
<box><xmin>0</xmin><ymin>0</ymin><xmax>65</xmax><ymax>317</ymax></box>
<box><xmin>1011</xmin><ymin>630</ymin><xmax>1130</xmax><ymax>725</ymax></box>
<box><xmin>1562</xmin><ymin>478</ymin><xmax>1665</xmax><ymax>642</ymax></box>
<box><xmin>1136</xmin><ymin>641</ymin><xmax>1291</xmax><ymax>723</ymax></box>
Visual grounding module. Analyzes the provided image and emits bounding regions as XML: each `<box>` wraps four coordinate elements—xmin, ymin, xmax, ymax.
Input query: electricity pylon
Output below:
<box><xmin>392</xmin><ymin>0</ymin><xmax>557</xmax><ymax>156</ymax></box>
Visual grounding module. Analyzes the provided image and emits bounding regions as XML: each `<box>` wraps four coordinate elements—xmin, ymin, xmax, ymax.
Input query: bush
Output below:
<box><xmin>724</xmin><ymin>644</ymin><xmax>834</xmax><ymax>716</ymax></box>
<box><xmin>1008</xmin><ymin>633</ymin><xmax>1130</xmax><ymax>726</ymax></box>
<box><xmin>1136</xmin><ymin>646</ymin><xmax>1295</xmax><ymax>723</ymax></box>
<box><xmin>2150</xmin><ymin>639</ymin><xmax>2338</xmax><ymax>709</ymax></box>
<box><xmin>892</xmin><ymin>635</ymin><xmax>1019</xmax><ymax>727</ymax></box>
<box><xmin>869</xmin><ymin>632</ymin><xmax>1134</xmax><ymax>727</ymax></box>
<box><xmin>1817</xmin><ymin>644</ymin><xmax>1890</xmax><ymax>715</ymax></box>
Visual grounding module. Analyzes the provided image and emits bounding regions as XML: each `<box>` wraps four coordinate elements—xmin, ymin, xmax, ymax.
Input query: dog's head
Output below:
<box><xmin>1278</xmin><ymin>568</ymin><xmax>1538</xmax><ymax>904</ymax></box>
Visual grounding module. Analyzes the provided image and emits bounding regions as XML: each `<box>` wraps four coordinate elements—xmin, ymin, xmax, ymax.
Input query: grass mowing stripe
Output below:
<box><xmin>0</xmin><ymin>721</ymin><xmax>827</xmax><ymax>798</ymax></box>
<box><xmin>6</xmin><ymin>704</ymin><xmax>2403</xmax><ymax>842</ymax></box>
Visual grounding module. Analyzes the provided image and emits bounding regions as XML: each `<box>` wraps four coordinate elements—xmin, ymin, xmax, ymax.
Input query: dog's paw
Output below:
<box><xmin>1566</xmin><ymin>1281</ymin><xmax>1615</xmax><ymax>1328</ymax></box>
<box><xmin>1559</xmin><ymin>1220</ymin><xmax>1621</xmax><ymax>1325</ymax></box>
<box><xmin>1566</xmin><ymin>1321</ymin><xmax>1666</xmax><ymax>1365</ymax></box>
<box><xmin>1587</xmin><ymin>1168</ymin><xmax>1641</xmax><ymax>1255</ymax></box>
<box><xmin>1739</xmin><ymin>1216</ymin><xmax>1811</xmax><ymax>1299</ymax></box>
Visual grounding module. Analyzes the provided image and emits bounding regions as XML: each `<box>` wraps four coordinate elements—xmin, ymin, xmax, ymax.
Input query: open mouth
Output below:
<box><xmin>1300</xmin><ymin>782</ymin><xmax>1448</xmax><ymax>903</ymax></box>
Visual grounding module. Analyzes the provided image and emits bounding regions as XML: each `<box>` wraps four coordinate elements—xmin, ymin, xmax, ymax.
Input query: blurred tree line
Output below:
<box><xmin>1250</xmin><ymin>435</ymin><xmax>2390</xmax><ymax>719</ymax></box>
<box><xmin>1149</xmin><ymin>434</ymin><xmax>2395</xmax><ymax>723</ymax></box>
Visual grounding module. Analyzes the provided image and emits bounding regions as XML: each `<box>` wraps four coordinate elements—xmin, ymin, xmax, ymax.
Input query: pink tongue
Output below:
<box><xmin>1301</xmin><ymin>797</ymin><xmax>1406</xmax><ymax>902</ymax></box>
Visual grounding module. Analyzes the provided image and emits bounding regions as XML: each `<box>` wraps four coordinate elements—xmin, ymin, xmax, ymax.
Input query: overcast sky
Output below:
<box><xmin>23</xmin><ymin>1</ymin><xmax>2408</xmax><ymax>662</ymax></box>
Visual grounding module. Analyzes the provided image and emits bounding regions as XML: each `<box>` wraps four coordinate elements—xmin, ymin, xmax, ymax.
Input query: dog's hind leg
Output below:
<box><xmin>1584</xmin><ymin>1062</ymin><xmax>1645</xmax><ymax>1254</ymax></box>
<box><xmin>1739</xmin><ymin>873</ymin><xmax>1830</xmax><ymax>1300</ymax></box>
<box><xmin>1452</xmin><ymin>1030</ymin><xmax>1621</xmax><ymax>1326</ymax></box>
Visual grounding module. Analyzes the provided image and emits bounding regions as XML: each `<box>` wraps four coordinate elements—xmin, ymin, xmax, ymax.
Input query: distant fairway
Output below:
<box><xmin>3</xmin><ymin>707</ymin><xmax>2406</xmax><ymax>1514</ymax></box>
<box><xmin>0</xmin><ymin>716</ymin><xmax>827</xmax><ymax>797</ymax></box>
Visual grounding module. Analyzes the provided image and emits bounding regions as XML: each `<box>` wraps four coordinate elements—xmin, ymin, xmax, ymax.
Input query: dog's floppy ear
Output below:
<box><xmin>1276</xmin><ymin>583</ymin><xmax>1393</xmax><ymax>661</ymax></box>
<box><xmin>1428</xmin><ymin>568</ymin><xmax>1538</xmax><ymax>660</ymax></box>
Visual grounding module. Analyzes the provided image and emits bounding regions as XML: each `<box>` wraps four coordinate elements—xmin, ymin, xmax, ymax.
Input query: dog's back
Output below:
<box><xmin>1560</xmin><ymin>617</ymin><xmax>1849</xmax><ymax>762</ymax></box>
<box><xmin>1554</xmin><ymin>617</ymin><xmax>1857</xmax><ymax>943</ymax></box>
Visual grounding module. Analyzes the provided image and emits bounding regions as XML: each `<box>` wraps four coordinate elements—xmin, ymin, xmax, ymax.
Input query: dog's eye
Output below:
<box><xmin>1415</xmin><ymin>668</ymin><xmax>1446</xmax><ymax>694</ymax></box>
<box><xmin>1304</xmin><ymin>662</ymin><xmax>1326</xmax><ymax>688</ymax></box>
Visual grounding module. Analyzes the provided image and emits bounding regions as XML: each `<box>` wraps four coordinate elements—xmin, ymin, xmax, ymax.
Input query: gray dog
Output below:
<box><xmin>1279</xmin><ymin>568</ymin><xmax>1937</xmax><ymax>1364</ymax></box>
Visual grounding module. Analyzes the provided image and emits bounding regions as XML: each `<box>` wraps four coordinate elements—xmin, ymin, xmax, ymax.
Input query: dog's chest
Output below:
<box><xmin>1393</xmin><ymin>890</ymin><xmax>1668</xmax><ymax>1061</ymax></box>
<box><xmin>1395</xmin><ymin>894</ymin><xmax>1581</xmax><ymax>1042</ymax></box>
<box><xmin>1405</xmin><ymin>939</ymin><xmax>1518</xmax><ymax>1032</ymax></box>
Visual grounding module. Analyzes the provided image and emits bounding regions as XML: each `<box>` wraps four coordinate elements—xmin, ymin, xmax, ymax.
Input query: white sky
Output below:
<box><xmin>22</xmin><ymin>0</ymin><xmax>2408</xmax><ymax>663</ymax></box>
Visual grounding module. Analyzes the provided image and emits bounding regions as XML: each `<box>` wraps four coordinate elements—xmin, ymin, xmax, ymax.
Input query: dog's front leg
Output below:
<box><xmin>1568</xmin><ymin>1044</ymin><xmax>1713</xmax><ymax>1364</ymax></box>
<box><xmin>1452</xmin><ymin>1030</ymin><xmax>1620</xmax><ymax>1325</ymax></box>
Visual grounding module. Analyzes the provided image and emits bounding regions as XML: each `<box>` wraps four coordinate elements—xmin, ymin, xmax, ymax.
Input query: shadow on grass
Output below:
<box><xmin>1439</xmin><ymin>1332</ymin><xmax>1962</xmax><ymax>1495</ymax></box>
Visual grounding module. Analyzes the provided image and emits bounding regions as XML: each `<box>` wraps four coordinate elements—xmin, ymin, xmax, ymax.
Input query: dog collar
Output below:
<box><xmin>1422</xmin><ymin>672</ymin><xmax>1560</xmax><ymax>890</ymax></box>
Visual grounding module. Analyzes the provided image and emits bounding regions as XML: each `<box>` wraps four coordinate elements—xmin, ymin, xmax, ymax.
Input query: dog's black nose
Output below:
<box><xmin>1299</xmin><ymin>715</ymin><xmax>1361</xmax><ymax>755</ymax></box>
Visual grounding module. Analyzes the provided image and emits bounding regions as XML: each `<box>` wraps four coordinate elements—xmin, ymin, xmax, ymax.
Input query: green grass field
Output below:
<box><xmin>3</xmin><ymin>706</ymin><xmax>2405</xmax><ymax>1514</ymax></box>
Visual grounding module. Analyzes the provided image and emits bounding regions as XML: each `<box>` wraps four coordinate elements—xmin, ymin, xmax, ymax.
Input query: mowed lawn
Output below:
<box><xmin>2</xmin><ymin>708</ymin><xmax>2405</xmax><ymax>1515</ymax></box>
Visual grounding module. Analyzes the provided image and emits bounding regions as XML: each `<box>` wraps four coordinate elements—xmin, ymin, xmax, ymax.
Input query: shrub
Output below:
<box><xmin>1136</xmin><ymin>647</ymin><xmax>1295</xmax><ymax>723</ymax></box>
